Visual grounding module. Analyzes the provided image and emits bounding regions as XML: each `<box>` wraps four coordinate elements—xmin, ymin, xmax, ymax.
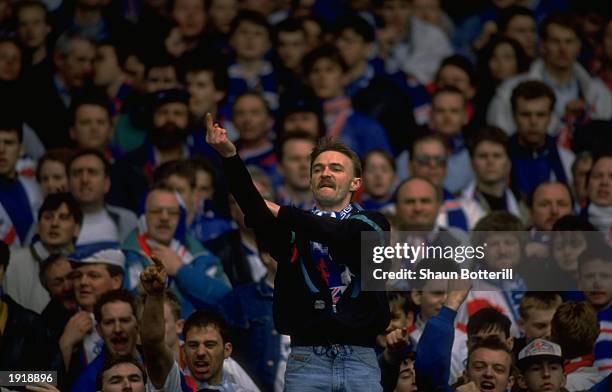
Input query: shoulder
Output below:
<box><xmin>350</xmin><ymin>209</ymin><xmax>390</xmax><ymax>232</ymax></box>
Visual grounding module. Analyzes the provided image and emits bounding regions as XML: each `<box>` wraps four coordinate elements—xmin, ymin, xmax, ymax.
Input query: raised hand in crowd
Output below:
<box><xmin>58</xmin><ymin>311</ymin><xmax>93</xmax><ymax>370</ymax></box>
<box><xmin>205</xmin><ymin>113</ymin><xmax>236</xmax><ymax>158</ymax></box>
<box><xmin>150</xmin><ymin>246</ymin><xmax>183</xmax><ymax>276</ymax></box>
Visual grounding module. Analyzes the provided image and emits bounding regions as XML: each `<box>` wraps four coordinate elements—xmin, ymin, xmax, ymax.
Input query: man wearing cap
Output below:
<box><xmin>517</xmin><ymin>338</ymin><xmax>567</xmax><ymax>392</ymax></box>
<box><xmin>58</xmin><ymin>245</ymin><xmax>125</xmax><ymax>387</ymax></box>
<box><xmin>108</xmin><ymin>88</ymin><xmax>195</xmax><ymax>212</ymax></box>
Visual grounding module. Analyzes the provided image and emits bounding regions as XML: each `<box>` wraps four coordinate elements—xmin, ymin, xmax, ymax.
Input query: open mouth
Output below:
<box><xmin>111</xmin><ymin>336</ymin><xmax>129</xmax><ymax>351</ymax></box>
<box><xmin>480</xmin><ymin>381</ymin><xmax>495</xmax><ymax>391</ymax></box>
<box><xmin>193</xmin><ymin>360</ymin><xmax>210</xmax><ymax>374</ymax></box>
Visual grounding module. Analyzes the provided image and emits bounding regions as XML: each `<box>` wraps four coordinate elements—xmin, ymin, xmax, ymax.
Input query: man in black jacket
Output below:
<box><xmin>206</xmin><ymin>113</ymin><xmax>390</xmax><ymax>391</ymax></box>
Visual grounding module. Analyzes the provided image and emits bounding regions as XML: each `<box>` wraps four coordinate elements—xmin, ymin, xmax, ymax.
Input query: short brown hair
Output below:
<box><xmin>468</xmin><ymin>126</ymin><xmax>509</xmax><ymax>157</ymax></box>
<box><xmin>551</xmin><ymin>301</ymin><xmax>599</xmax><ymax>359</ymax></box>
<box><xmin>36</xmin><ymin>148</ymin><xmax>74</xmax><ymax>182</ymax></box>
<box><xmin>511</xmin><ymin>80</ymin><xmax>556</xmax><ymax>114</ymax></box>
<box><xmin>539</xmin><ymin>12</ymin><xmax>579</xmax><ymax>41</ymax></box>
<box><xmin>519</xmin><ymin>292</ymin><xmax>562</xmax><ymax>320</ymax></box>
<box><xmin>467</xmin><ymin>336</ymin><xmax>514</xmax><ymax>373</ymax></box>
<box><xmin>310</xmin><ymin>137</ymin><xmax>362</xmax><ymax>178</ymax></box>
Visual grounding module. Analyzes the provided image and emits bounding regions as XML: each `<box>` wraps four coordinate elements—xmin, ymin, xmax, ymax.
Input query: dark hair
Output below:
<box><xmin>432</xmin><ymin>85</ymin><xmax>467</xmax><ymax>106</ymax></box>
<box><xmin>467</xmin><ymin>308</ymin><xmax>511</xmax><ymax>339</ymax></box>
<box><xmin>468</xmin><ymin>125</ymin><xmax>509</xmax><ymax>157</ymax></box>
<box><xmin>274</xmin><ymin>17</ymin><xmax>306</xmax><ymax>40</ymax></box>
<box><xmin>94</xmin><ymin>289</ymin><xmax>137</xmax><ymax>324</ymax></box>
<box><xmin>183</xmin><ymin>309</ymin><xmax>231</xmax><ymax>343</ymax></box>
<box><xmin>188</xmin><ymin>156</ymin><xmax>216</xmax><ymax>184</ymax></box>
<box><xmin>477</xmin><ymin>35</ymin><xmax>529</xmax><ymax>83</ymax></box>
<box><xmin>409</xmin><ymin>133</ymin><xmax>448</xmax><ymax>160</ymax></box>
<box><xmin>67</xmin><ymin>148</ymin><xmax>111</xmax><ymax>177</ymax></box>
<box><xmin>436</xmin><ymin>54</ymin><xmax>476</xmax><ymax>87</ymax></box>
<box><xmin>335</xmin><ymin>14</ymin><xmax>375</xmax><ymax>43</ymax></box>
<box><xmin>0</xmin><ymin>113</ymin><xmax>23</xmax><ymax>142</ymax></box>
<box><xmin>540</xmin><ymin>12</ymin><xmax>580</xmax><ymax>41</ymax></box>
<box><xmin>35</xmin><ymin>148</ymin><xmax>74</xmax><ymax>182</ymax></box>
<box><xmin>275</xmin><ymin>130</ymin><xmax>317</xmax><ymax>163</ymax></box>
<box><xmin>229</xmin><ymin>10</ymin><xmax>272</xmax><ymax>40</ymax></box>
<box><xmin>70</xmin><ymin>91</ymin><xmax>112</xmax><ymax>127</ymax></box>
<box><xmin>232</xmin><ymin>90</ymin><xmax>271</xmax><ymax>116</ymax></box>
<box><xmin>527</xmin><ymin>181</ymin><xmax>573</xmax><ymax>208</ymax></box>
<box><xmin>473</xmin><ymin>211</ymin><xmax>525</xmax><ymax>231</ymax></box>
<box><xmin>144</xmin><ymin>52</ymin><xmax>177</xmax><ymax>79</ymax></box>
<box><xmin>552</xmin><ymin>215</ymin><xmax>596</xmax><ymax>232</ymax></box>
<box><xmin>362</xmin><ymin>149</ymin><xmax>396</xmax><ymax>173</ymax></box>
<box><xmin>183</xmin><ymin>58</ymin><xmax>229</xmax><ymax>93</ymax></box>
<box><xmin>467</xmin><ymin>335</ymin><xmax>514</xmax><ymax>371</ymax></box>
<box><xmin>0</xmin><ymin>241</ymin><xmax>9</xmax><ymax>269</ymax></box>
<box><xmin>96</xmin><ymin>38</ymin><xmax>130</xmax><ymax>71</ymax></box>
<box><xmin>154</xmin><ymin>159</ymin><xmax>196</xmax><ymax>188</ymax></box>
<box><xmin>551</xmin><ymin>301</ymin><xmax>599</xmax><ymax>359</ymax></box>
<box><xmin>577</xmin><ymin>241</ymin><xmax>612</xmax><ymax>271</ymax></box>
<box><xmin>311</xmin><ymin>137</ymin><xmax>361</xmax><ymax>178</ymax></box>
<box><xmin>96</xmin><ymin>355</ymin><xmax>146</xmax><ymax>390</ymax></box>
<box><xmin>511</xmin><ymin>80</ymin><xmax>556</xmax><ymax>114</ymax></box>
<box><xmin>497</xmin><ymin>6</ymin><xmax>535</xmax><ymax>33</ymax></box>
<box><xmin>38</xmin><ymin>192</ymin><xmax>84</xmax><ymax>226</ymax></box>
<box><xmin>39</xmin><ymin>253</ymin><xmax>67</xmax><ymax>288</ymax></box>
<box><xmin>13</xmin><ymin>0</ymin><xmax>49</xmax><ymax>24</ymax></box>
<box><xmin>302</xmin><ymin>44</ymin><xmax>349</xmax><ymax>76</ymax></box>
<box><xmin>587</xmin><ymin>152</ymin><xmax>612</xmax><ymax>186</ymax></box>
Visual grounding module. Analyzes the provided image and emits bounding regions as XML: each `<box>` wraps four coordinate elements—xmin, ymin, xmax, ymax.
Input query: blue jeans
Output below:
<box><xmin>284</xmin><ymin>345</ymin><xmax>382</xmax><ymax>392</ymax></box>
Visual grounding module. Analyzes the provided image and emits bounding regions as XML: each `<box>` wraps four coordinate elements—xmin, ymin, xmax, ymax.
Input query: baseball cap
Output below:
<box><xmin>518</xmin><ymin>338</ymin><xmax>564</xmax><ymax>371</ymax></box>
<box><xmin>69</xmin><ymin>242</ymin><xmax>125</xmax><ymax>270</ymax></box>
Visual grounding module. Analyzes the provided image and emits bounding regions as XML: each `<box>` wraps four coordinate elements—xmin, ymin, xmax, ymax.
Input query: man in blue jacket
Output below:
<box><xmin>206</xmin><ymin>113</ymin><xmax>390</xmax><ymax>391</ymax></box>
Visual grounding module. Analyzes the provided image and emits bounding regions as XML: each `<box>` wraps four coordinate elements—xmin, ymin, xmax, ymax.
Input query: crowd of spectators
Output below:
<box><xmin>0</xmin><ymin>0</ymin><xmax>611</xmax><ymax>390</ymax></box>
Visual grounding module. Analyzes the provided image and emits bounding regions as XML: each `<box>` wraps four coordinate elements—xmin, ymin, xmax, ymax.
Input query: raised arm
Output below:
<box><xmin>140</xmin><ymin>257</ymin><xmax>175</xmax><ymax>388</ymax></box>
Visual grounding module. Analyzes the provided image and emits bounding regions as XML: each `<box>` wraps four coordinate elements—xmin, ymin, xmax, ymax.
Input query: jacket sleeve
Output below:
<box><xmin>415</xmin><ymin>306</ymin><xmax>456</xmax><ymax>392</ymax></box>
<box><xmin>173</xmin><ymin>255</ymin><xmax>232</xmax><ymax>311</ymax></box>
<box><xmin>276</xmin><ymin>206</ymin><xmax>389</xmax><ymax>272</ymax></box>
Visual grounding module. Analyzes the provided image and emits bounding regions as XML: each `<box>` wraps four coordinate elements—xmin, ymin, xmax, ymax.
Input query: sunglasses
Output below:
<box><xmin>413</xmin><ymin>155</ymin><xmax>447</xmax><ymax>167</ymax></box>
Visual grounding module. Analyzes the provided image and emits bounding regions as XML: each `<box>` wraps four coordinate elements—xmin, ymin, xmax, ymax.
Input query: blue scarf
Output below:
<box><xmin>310</xmin><ymin>204</ymin><xmax>355</xmax><ymax>311</ymax></box>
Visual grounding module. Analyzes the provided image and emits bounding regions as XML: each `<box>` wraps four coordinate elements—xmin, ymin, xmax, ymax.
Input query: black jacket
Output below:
<box><xmin>222</xmin><ymin>155</ymin><xmax>390</xmax><ymax>347</ymax></box>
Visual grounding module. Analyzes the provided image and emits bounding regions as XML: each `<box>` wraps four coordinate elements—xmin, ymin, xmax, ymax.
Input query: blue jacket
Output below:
<box><xmin>340</xmin><ymin>112</ymin><xmax>393</xmax><ymax>158</ymax></box>
<box><xmin>122</xmin><ymin>230</ymin><xmax>231</xmax><ymax>319</ymax></box>
<box><xmin>221</xmin><ymin>279</ymin><xmax>283</xmax><ymax>392</ymax></box>
<box><xmin>71</xmin><ymin>350</ymin><xmax>106</xmax><ymax>392</ymax></box>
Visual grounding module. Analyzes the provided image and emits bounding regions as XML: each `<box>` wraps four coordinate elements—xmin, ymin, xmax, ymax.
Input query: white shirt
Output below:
<box><xmin>77</xmin><ymin>209</ymin><xmax>119</xmax><ymax>245</ymax></box>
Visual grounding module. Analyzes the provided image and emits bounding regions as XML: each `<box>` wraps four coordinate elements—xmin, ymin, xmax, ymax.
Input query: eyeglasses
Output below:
<box><xmin>413</xmin><ymin>155</ymin><xmax>447</xmax><ymax>167</ymax></box>
<box><xmin>146</xmin><ymin>207</ymin><xmax>181</xmax><ymax>217</ymax></box>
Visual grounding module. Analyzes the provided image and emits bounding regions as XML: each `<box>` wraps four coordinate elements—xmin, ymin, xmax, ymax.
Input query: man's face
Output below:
<box><xmin>411</xmin><ymin>280</ymin><xmax>447</xmax><ymax>321</ymax></box>
<box><xmin>465</xmin><ymin>348</ymin><xmax>513</xmax><ymax>392</ymax></box>
<box><xmin>472</xmin><ymin>141</ymin><xmax>511</xmax><ymax>186</ymax></box>
<box><xmin>363</xmin><ymin>152</ymin><xmax>396</xmax><ymax>199</ymax></box>
<box><xmin>44</xmin><ymin>256</ymin><xmax>76</xmax><ymax>310</ymax></box>
<box><xmin>551</xmin><ymin>231</ymin><xmax>586</xmax><ymax>273</ymax></box>
<box><xmin>279</xmin><ymin>139</ymin><xmax>314</xmax><ymax>191</ymax></box>
<box><xmin>71</xmin><ymin>104</ymin><xmax>112</xmax><ymax>150</ymax></box>
<box><xmin>336</xmin><ymin>28</ymin><xmax>370</xmax><ymax>69</ymax></box>
<box><xmin>283</xmin><ymin>111</ymin><xmax>320</xmax><ymax>138</ymax></box>
<box><xmin>208</xmin><ymin>0</ymin><xmax>237</xmax><ymax>34</ymax></box>
<box><xmin>165</xmin><ymin>174</ymin><xmax>194</xmax><ymax>214</ymax></box>
<box><xmin>378</xmin><ymin>0</ymin><xmax>411</xmax><ymax>32</ymax></box>
<box><xmin>520</xmin><ymin>360</ymin><xmax>565</xmax><ymax>392</ymax></box>
<box><xmin>145</xmin><ymin>190</ymin><xmax>180</xmax><ymax>245</ymax></box>
<box><xmin>395</xmin><ymin>357</ymin><xmax>417</xmax><ymax>392</ymax></box>
<box><xmin>519</xmin><ymin>308</ymin><xmax>556</xmax><ymax>341</ymax></box>
<box><xmin>0</xmin><ymin>41</ymin><xmax>22</xmax><ymax>81</ymax></box>
<box><xmin>430</xmin><ymin>92</ymin><xmax>467</xmax><ymax>137</ymax></box>
<box><xmin>69</xmin><ymin>154</ymin><xmax>109</xmax><ymax>208</ymax></box>
<box><xmin>277</xmin><ymin>30</ymin><xmax>308</xmax><ymax>71</ymax></box>
<box><xmin>146</xmin><ymin>66</ymin><xmax>178</xmax><ymax>93</ymax></box>
<box><xmin>307</xmin><ymin>58</ymin><xmax>345</xmax><ymax>99</ymax></box>
<box><xmin>97</xmin><ymin>300</ymin><xmax>138</xmax><ymax>357</ymax></box>
<box><xmin>0</xmin><ymin>130</ymin><xmax>21</xmax><ymax>178</ymax></box>
<box><xmin>233</xmin><ymin>95</ymin><xmax>272</xmax><ymax>144</ymax></box>
<box><xmin>485</xmin><ymin>233</ymin><xmax>522</xmax><ymax>270</ymax></box>
<box><xmin>409</xmin><ymin>140</ymin><xmax>447</xmax><ymax>187</ymax></box>
<box><xmin>187</xmin><ymin>70</ymin><xmax>222</xmax><ymax>117</ymax></box>
<box><xmin>489</xmin><ymin>42</ymin><xmax>518</xmax><ymax>81</ymax></box>
<box><xmin>587</xmin><ymin>157</ymin><xmax>612</xmax><ymax>207</ymax></box>
<box><xmin>153</xmin><ymin>102</ymin><xmax>189</xmax><ymax>130</ymax></box>
<box><xmin>101</xmin><ymin>363</ymin><xmax>145</xmax><ymax>392</ymax></box>
<box><xmin>39</xmin><ymin>160</ymin><xmax>68</xmax><ymax>196</ymax></box>
<box><xmin>514</xmin><ymin>97</ymin><xmax>552</xmax><ymax>147</ymax></box>
<box><xmin>310</xmin><ymin>150</ymin><xmax>360</xmax><ymax>209</ymax></box>
<box><xmin>573</xmin><ymin>156</ymin><xmax>592</xmax><ymax>204</ymax></box>
<box><xmin>184</xmin><ymin>325</ymin><xmax>232</xmax><ymax>384</ymax></box>
<box><xmin>437</xmin><ymin>65</ymin><xmax>474</xmax><ymax>100</ymax></box>
<box><xmin>579</xmin><ymin>259</ymin><xmax>612</xmax><ymax>310</ymax></box>
<box><xmin>230</xmin><ymin>21</ymin><xmax>270</xmax><ymax>61</ymax></box>
<box><xmin>163</xmin><ymin>301</ymin><xmax>183</xmax><ymax>349</ymax></box>
<box><xmin>505</xmin><ymin>15</ymin><xmax>537</xmax><ymax>58</ymax></box>
<box><xmin>16</xmin><ymin>5</ymin><xmax>50</xmax><ymax>49</ymax></box>
<box><xmin>541</xmin><ymin>24</ymin><xmax>581</xmax><ymax>71</ymax></box>
<box><xmin>57</xmin><ymin>38</ymin><xmax>95</xmax><ymax>89</ymax></box>
<box><xmin>72</xmin><ymin>264</ymin><xmax>122</xmax><ymax>311</ymax></box>
<box><xmin>173</xmin><ymin>0</ymin><xmax>206</xmax><ymax>39</ymax></box>
<box><xmin>530</xmin><ymin>183</ymin><xmax>572</xmax><ymax>231</ymax></box>
<box><xmin>395</xmin><ymin>179</ymin><xmax>440</xmax><ymax>231</ymax></box>
<box><xmin>93</xmin><ymin>45</ymin><xmax>122</xmax><ymax>87</ymax></box>
<box><xmin>38</xmin><ymin>203</ymin><xmax>80</xmax><ymax>248</ymax></box>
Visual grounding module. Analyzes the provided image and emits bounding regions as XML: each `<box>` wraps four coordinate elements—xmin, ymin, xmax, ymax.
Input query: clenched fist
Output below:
<box><xmin>140</xmin><ymin>257</ymin><xmax>168</xmax><ymax>295</ymax></box>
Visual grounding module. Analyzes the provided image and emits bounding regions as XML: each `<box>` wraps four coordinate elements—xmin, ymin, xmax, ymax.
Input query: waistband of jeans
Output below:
<box><xmin>291</xmin><ymin>336</ymin><xmax>375</xmax><ymax>348</ymax></box>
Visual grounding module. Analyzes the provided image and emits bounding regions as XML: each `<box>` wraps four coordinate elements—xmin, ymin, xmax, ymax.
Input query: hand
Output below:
<box><xmin>456</xmin><ymin>381</ymin><xmax>480</xmax><ymax>392</ymax></box>
<box><xmin>565</xmin><ymin>98</ymin><xmax>585</xmax><ymax>118</ymax></box>
<box><xmin>264</xmin><ymin>199</ymin><xmax>280</xmax><ymax>217</ymax></box>
<box><xmin>205</xmin><ymin>113</ymin><xmax>237</xmax><ymax>158</ymax></box>
<box><xmin>382</xmin><ymin>328</ymin><xmax>409</xmax><ymax>363</ymax></box>
<box><xmin>445</xmin><ymin>278</ymin><xmax>472</xmax><ymax>311</ymax></box>
<box><xmin>61</xmin><ymin>311</ymin><xmax>93</xmax><ymax>347</ymax></box>
<box><xmin>165</xmin><ymin>27</ymin><xmax>186</xmax><ymax>58</ymax></box>
<box><xmin>26</xmin><ymin>383</ymin><xmax>61</xmax><ymax>391</ymax></box>
<box><xmin>473</xmin><ymin>21</ymin><xmax>497</xmax><ymax>51</ymax></box>
<box><xmin>151</xmin><ymin>246</ymin><xmax>182</xmax><ymax>276</ymax></box>
<box><xmin>140</xmin><ymin>257</ymin><xmax>168</xmax><ymax>295</ymax></box>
